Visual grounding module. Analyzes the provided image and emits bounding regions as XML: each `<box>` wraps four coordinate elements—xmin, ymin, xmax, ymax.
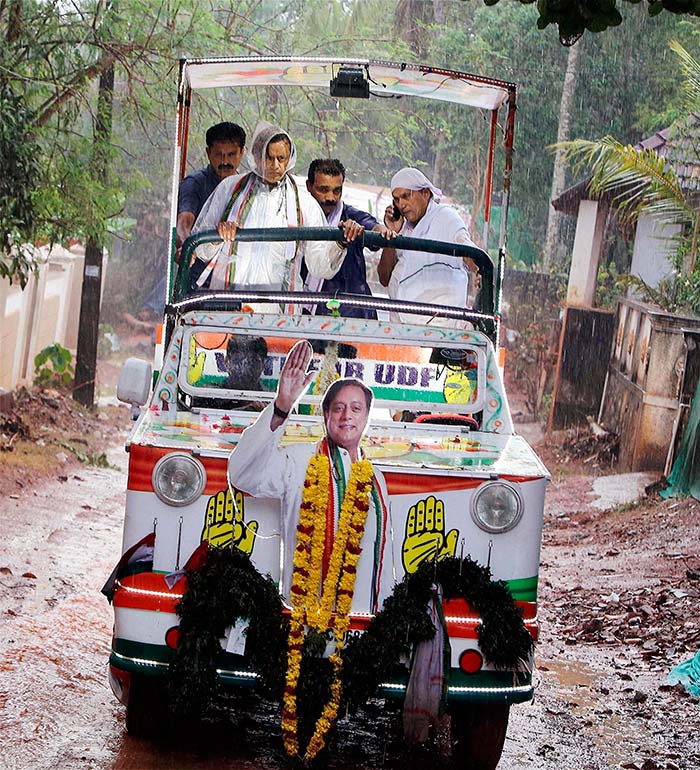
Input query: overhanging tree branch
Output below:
<box><xmin>33</xmin><ymin>56</ymin><xmax>114</xmax><ymax>127</ymax></box>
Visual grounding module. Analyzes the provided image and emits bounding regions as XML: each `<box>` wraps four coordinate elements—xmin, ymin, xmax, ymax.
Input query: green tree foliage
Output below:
<box><xmin>559</xmin><ymin>135</ymin><xmax>691</xmax><ymax>225</ymax></box>
<box><xmin>0</xmin><ymin>82</ymin><xmax>39</xmax><ymax>286</ymax></box>
<box><xmin>478</xmin><ymin>0</ymin><xmax>700</xmax><ymax>43</ymax></box>
<box><xmin>559</xmin><ymin>42</ymin><xmax>700</xmax><ymax>314</ymax></box>
<box><xmin>469</xmin><ymin>2</ymin><xmax>697</xmax><ymax>265</ymax></box>
<box><xmin>0</xmin><ymin>0</ymin><xmax>217</xmax><ymax>286</ymax></box>
<box><xmin>562</xmin><ymin>36</ymin><xmax>700</xmax><ymax>224</ymax></box>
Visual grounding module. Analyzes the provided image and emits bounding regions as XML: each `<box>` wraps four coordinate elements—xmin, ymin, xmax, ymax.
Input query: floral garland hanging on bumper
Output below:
<box><xmin>169</xmin><ymin>456</ymin><xmax>534</xmax><ymax>760</ymax></box>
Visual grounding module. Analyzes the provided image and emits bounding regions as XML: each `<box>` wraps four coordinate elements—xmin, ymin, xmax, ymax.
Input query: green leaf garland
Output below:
<box><xmin>168</xmin><ymin>548</ymin><xmax>534</xmax><ymax>723</ymax></box>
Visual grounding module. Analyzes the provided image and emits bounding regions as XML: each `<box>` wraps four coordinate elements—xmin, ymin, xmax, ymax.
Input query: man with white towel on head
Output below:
<box><xmin>377</xmin><ymin>167</ymin><xmax>477</xmax><ymax>323</ymax></box>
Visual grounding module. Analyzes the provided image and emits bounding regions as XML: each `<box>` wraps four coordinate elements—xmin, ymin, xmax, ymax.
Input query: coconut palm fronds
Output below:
<box><xmin>670</xmin><ymin>40</ymin><xmax>700</xmax><ymax>116</ymax></box>
<box><xmin>555</xmin><ymin>136</ymin><xmax>693</xmax><ymax>226</ymax></box>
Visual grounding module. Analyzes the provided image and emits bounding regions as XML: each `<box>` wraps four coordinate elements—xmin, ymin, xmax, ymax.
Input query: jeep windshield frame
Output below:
<box><xmin>171</xmin><ymin>228</ymin><xmax>496</xmax><ymax>336</ymax></box>
<box><xmin>176</xmin><ymin>321</ymin><xmax>489</xmax><ymax>417</ymax></box>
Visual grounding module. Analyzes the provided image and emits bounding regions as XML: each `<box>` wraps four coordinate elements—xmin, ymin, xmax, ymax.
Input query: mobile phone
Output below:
<box><xmin>391</xmin><ymin>204</ymin><xmax>401</xmax><ymax>221</ymax></box>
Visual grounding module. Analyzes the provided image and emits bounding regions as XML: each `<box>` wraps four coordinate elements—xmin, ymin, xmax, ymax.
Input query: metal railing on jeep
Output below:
<box><xmin>171</xmin><ymin>228</ymin><xmax>498</xmax><ymax>337</ymax></box>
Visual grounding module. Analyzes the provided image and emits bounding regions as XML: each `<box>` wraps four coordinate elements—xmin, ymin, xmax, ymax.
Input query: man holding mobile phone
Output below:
<box><xmin>378</xmin><ymin>167</ymin><xmax>477</xmax><ymax>324</ymax></box>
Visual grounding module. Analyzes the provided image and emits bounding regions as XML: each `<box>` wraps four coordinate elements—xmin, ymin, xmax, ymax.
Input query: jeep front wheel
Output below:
<box><xmin>449</xmin><ymin>702</ymin><xmax>510</xmax><ymax>770</ymax></box>
<box><xmin>125</xmin><ymin>674</ymin><xmax>169</xmax><ymax>739</ymax></box>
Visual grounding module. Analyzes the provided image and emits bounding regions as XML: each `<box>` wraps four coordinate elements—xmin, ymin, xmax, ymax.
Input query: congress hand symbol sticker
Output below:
<box><xmin>402</xmin><ymin>494</ymin><xmax>458</xmax><ymax>573</ymax></box>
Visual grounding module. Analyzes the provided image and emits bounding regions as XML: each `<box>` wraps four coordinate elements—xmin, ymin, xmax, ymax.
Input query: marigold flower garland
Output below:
<box><xmin>282</xmin><ymin>452</ymin><xmax>374</xmax><ymax>760</ymax></box>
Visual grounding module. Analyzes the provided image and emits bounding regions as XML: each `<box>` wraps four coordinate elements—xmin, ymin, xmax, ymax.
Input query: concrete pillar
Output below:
<box><xmin>18</xmin><ymin>260</ymin><xmax>49</xmax><ymax>384</ymax></box>
<box><xmin>0</xmin><ymin>276</ymin><xmax>10</xmax><ymax>390</ymax></box>
<box><xmin>566</xmin><ymin>199</ymin><xmax>608</xmax><ymax>308</ymax></box>
<box><xmin>65</xmin><ymin>245</ymin><xmax>86</xmax><ymax>351</ymax></box>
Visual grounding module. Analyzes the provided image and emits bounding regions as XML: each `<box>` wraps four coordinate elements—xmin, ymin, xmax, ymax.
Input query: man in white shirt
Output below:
<box><xmin>190</xmin><ymin>122</ymin><xmax>363</xmax><ymax>309</ymax></box>
<box><xmin>227</xmin><ymin>340</ymin><xmax>395</xmax><ymax>615</ymax></box>
<box><xmin>377</xmin><ymin>167</ymin><xmax>477</xmax><ymax>322</ymax></box>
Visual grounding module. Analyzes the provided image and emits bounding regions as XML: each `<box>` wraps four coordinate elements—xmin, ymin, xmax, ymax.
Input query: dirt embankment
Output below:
<box><xmin>0</xmin><ymin>317</ymin><xmax>151</xmax><ymax>490</ymax></box>
<box><xmin>0</xmin><ymin>387</ymin><xmax>129</xmax><ymax>494</ymax></box>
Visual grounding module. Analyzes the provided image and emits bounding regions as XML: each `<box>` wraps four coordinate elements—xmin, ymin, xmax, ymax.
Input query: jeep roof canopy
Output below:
<box><xmin>168</xmin><ymin>57</ymin><xmax>517</xmax><ymax>321</ymax></box>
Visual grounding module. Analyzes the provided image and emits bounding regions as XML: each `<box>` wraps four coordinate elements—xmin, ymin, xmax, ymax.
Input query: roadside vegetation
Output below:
<box><xmin>559</xmin><ymin>40</ymin><xmax>700</xmax><ymax>317</ymax></box>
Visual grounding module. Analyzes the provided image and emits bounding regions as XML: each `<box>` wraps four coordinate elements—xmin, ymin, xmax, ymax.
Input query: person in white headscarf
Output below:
<box><xmin>377</xmin><ymin>167</ymin><xmax>477</xmax><ymax>323</ymax></box>
<box><xmin>190</xmin><ymin>121</ymin><xmax>363</xmax><ymax>310</ymax></box>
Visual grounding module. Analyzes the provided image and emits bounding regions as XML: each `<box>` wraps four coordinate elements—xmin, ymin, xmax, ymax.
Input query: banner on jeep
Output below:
<box><xmin>181</xmin><ymin>330</ymin><xmax>486</xmax><ymax>410</ymax></box>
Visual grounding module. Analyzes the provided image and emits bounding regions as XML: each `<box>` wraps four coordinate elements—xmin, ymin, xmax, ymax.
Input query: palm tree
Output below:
<box><xmin>557</xmin><ymin>41</ymin><xmax>700</xmax><ymax>280</ymax></box>
<box><xmin>558</xmin><ymin>135</ymin><xmax>692</xmax><ymax>226</ymax></box>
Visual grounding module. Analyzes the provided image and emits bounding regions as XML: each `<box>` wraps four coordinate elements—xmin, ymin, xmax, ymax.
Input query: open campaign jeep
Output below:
<box><xmin>108</xmin><ymin>58</ymin><xmax>548</xmax><ymax>770</ymax></box>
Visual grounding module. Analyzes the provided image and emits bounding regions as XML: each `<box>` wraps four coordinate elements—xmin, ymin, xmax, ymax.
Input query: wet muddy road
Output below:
<box><xmin>1</xmin><ymin>446</ymin><xmax>698</xmax><ymax>770</ymax></box>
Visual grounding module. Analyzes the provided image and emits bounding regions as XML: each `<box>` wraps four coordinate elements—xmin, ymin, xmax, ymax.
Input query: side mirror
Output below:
<box><xmin>117</xmin><ymin>358</ymin><xmax>153</xmax><ymax>419</ymax></box>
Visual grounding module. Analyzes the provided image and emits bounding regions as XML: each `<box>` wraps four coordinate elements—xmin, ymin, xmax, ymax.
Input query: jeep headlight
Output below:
<box><xmin>152</xmin><ymin>453</ymin><xmax>206</xmax><ymax>506</ymax></box>
<box><xmin>471</xmin><ymin>481</ymin><xmax>523</xmax><ymax>533</ymax></box>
